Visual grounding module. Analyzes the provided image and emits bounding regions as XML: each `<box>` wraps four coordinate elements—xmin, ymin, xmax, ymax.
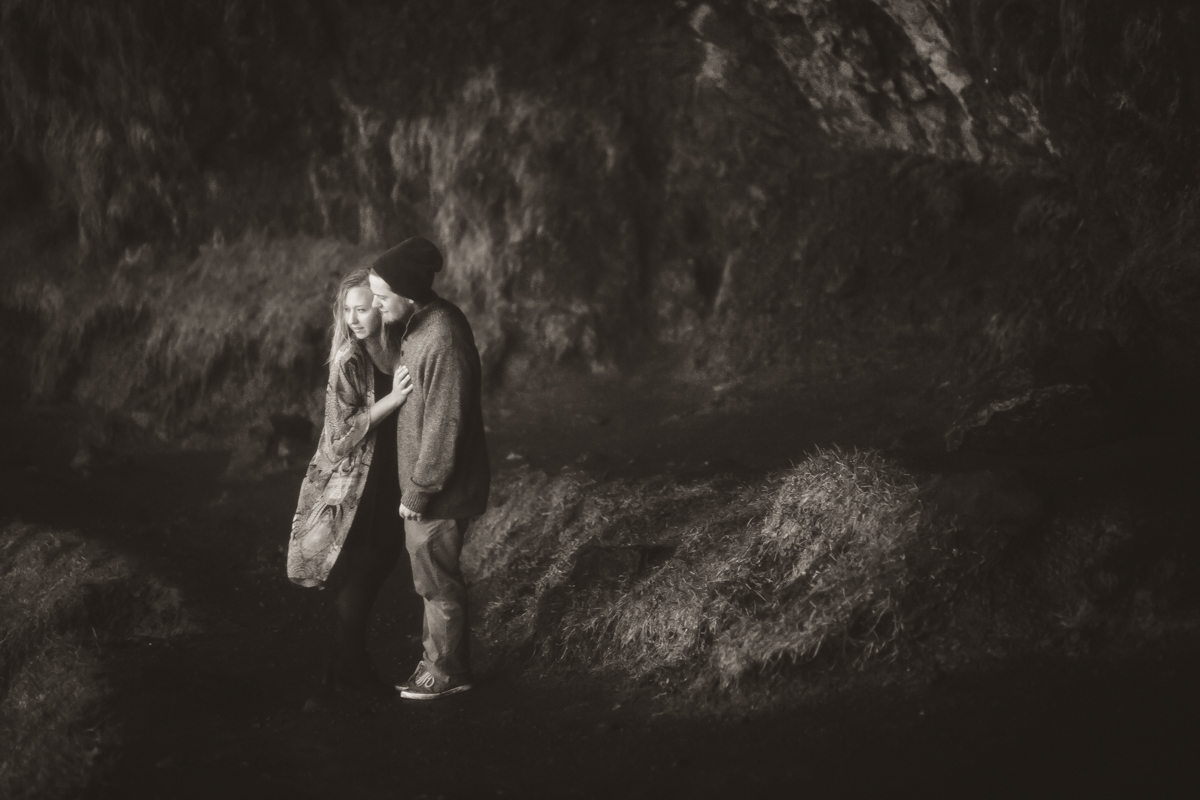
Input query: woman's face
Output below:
<box><xmin>344</xmin><ymin>286</ymin><xmax>381</xmax><ymax>340</ymax></box>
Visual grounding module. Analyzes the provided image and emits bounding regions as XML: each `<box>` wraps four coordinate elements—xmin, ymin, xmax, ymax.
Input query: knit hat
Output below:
<box><xmin>371</xmin><ymin>237</ymin><xmax>443</xmax><ymax>302</ymax></box>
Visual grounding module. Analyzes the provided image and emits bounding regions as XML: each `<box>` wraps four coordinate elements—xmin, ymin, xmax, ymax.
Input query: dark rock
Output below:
<box><xmin>944</xmin><ymin>383</ymin><xmax>1120</xmax><ymax>454</ymax></box>
<box><xmin>923</xmin><ymin>470</ymin><xmax>1045</xmax><ymax>534</ymax></box>
<box><xmin>573</xmin><ymin>451</ymin><xmax>613</xmax><ymax>470</ymax></box>
<box><xmin>1032</xmin><ymin>330</ymin><xmax>1121</xmax><ymax>393</ymax></box>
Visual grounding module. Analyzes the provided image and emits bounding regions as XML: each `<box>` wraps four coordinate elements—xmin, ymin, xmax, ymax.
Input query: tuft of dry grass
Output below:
<box><xmin>708</xmin><ymin>450</ymin><xmax>924</xmax><ymax>682</ymax></box>
<box><xmin>468</xmin><ymin>448</ymin><xmax>1183</xmax><ymax>708</ymax></box>
<box><xmin>564</xmin><ymin>450</ymin><xmax>935</xmax><ymax>691</ymax></box>
<box><xmin>0</xmin><ymin>522</ymin><xmax>188</xmax><ymax>798</ymax></box>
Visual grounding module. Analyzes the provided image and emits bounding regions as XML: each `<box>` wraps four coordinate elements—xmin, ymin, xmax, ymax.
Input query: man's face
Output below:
<box><xmin>369</xmin><ymin>272</ymin><xmax>415</xmax><ymax>326</ymax></box>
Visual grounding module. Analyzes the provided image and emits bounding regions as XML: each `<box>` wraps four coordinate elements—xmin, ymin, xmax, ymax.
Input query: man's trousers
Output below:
<box><xmin>404</xmin><ymin>517</ymin><xmax>471</xmax><ymax>679</ymax></box>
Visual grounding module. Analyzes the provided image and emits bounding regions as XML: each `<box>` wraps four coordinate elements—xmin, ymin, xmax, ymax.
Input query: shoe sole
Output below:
<box><xmin>398</xmin><ymin>683</ymin><xmax>473</xmax><ymax>700</ymax></box>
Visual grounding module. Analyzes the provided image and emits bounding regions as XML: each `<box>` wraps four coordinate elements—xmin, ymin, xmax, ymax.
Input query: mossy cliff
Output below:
<box><xmin>2</xmin><ymin>0</ymin><xmax>1198</xmax><ymax>441</ymax></box>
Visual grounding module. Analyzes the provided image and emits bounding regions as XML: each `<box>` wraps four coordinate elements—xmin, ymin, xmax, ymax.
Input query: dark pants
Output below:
<box><xmin>405</xmin><ymin>517</ymin><xmax>471</xmax><ymax>680</ymax></box>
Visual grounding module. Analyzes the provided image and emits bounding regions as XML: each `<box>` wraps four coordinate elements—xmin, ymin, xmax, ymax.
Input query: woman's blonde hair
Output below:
<box><xmin>328</xmin><ymin>268</ymin><xmax>385</xmax><ymax>364</ymax></box>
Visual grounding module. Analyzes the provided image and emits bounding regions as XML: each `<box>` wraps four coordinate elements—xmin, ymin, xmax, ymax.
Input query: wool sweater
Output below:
<box><xmin>393</xmin><ymin>295</ymin><xmax>490</xmax><ymax>519</ymax></box>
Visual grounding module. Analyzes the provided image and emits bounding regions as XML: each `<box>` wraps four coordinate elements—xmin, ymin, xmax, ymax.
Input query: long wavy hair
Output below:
<box><xmin>328</xmin><ymin>268</ymin><xmax>385</xmax><ymax>364</ymax></box>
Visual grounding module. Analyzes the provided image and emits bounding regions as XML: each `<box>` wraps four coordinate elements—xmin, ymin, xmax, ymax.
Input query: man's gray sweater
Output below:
<box><xmin>392</xmin><ymin>295</ymin><xmax>490</xmax><ymax>519</ymax></box>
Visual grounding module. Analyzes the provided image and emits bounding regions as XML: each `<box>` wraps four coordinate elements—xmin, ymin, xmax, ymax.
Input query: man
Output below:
<box><xmin>369</xmin><ymin>236</ymin><xmax>491</xmax><ymax>700</ymax></box>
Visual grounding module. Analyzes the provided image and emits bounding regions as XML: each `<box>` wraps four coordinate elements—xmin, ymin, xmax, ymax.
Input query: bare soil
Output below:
<box><xmin>3</xmin><ymin>366</ymin><xmax>1199</xmax><ymax>799</ymax></box>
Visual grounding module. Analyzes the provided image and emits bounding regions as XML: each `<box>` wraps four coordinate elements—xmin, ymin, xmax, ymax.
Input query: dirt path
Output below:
<box><xmin>5</xmin><ymin>373</ymin><xmax>1200</xmax><ymax>798</ymax></box>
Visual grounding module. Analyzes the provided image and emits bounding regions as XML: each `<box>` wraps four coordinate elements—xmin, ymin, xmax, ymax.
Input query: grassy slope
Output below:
<box><xmin>0</xmin><ymin>523</ymin><xmax>188</xmax><ymax>798</ymax></box>
<box><xmin>465</xmin><ymin>447</ymin><xmax>1194</xmax><ymax>710</ymax></box>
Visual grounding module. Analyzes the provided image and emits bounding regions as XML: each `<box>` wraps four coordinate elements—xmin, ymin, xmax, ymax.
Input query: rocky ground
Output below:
<box><xmin>2</xmin><ymin>366</ymin><xmax>1199</xmax><ymax>799</ymax></box>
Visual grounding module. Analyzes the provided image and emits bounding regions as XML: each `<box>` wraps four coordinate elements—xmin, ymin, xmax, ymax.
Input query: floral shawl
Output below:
<box><xmin>287</xmin><ymin>340</ymin><xmax>377</xmax><ymax>588</ymax></box>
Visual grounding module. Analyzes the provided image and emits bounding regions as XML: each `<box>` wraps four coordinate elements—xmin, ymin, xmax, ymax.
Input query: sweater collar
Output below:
<box><xmin>399</xmin><ymin>293</ymin><xmax>443</xmax><ymax>340</ymax></box>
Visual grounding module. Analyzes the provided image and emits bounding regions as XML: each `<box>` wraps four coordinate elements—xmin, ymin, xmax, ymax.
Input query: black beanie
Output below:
<box><xmin>372</xmin><ymin>237</ymin><xmax>443</xmax><ymax>302</ymax></box>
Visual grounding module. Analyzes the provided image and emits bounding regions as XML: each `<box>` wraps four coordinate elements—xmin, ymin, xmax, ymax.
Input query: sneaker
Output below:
<box><xmin>397</xmin><ymin>663</ymin><xmax>473</xmax><ymax>700</ymax></box>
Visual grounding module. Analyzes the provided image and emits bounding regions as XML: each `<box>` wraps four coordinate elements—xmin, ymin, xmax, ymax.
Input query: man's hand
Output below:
<box><xmin>399</xmin><ymin>502</ymin><xmax>423</xmax><ymax>522</ymax></box>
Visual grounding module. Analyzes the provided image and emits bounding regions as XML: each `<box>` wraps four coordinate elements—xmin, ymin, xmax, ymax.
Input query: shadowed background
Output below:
<box><xmin>3</xmin><ymin>0</ymin><xmax>1199</xmax><ymax>451</ymax></box>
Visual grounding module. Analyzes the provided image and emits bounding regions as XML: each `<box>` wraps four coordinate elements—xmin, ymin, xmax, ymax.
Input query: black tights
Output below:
<box><xmin>327</xmin><ymin>364</ymin><xmax>401</xmax><ymax>682</ymax></box>
<box><xmin>330</xmin><ymin>540</ymin><xmax>400</xmax><ymax>677</ymax></box>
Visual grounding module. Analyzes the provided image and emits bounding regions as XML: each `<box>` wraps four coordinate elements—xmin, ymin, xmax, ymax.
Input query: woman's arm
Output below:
<box><xmin>368</xmin><ymin>366</ymin><xmax>413</xmax><ymax>429</ymax></box>
<box><xmin>325</xmin><ymin>352</ymin><xmax>403</xmax><ymax>459</ymax></box>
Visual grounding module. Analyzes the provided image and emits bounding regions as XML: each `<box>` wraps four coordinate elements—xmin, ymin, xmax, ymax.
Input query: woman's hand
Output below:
<box><xmin>391</xmin><ymin>366</ymin><xmax>414</xmax><ymax>405</ymax></box>
<box><xmin>368</xmin><ymin>366</ymin><xmax>413</xmax><ymax>430</ymax></box>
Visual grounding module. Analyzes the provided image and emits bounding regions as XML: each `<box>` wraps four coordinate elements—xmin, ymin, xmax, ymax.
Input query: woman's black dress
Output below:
<box><xmin>325</xmin><ymin>364</ymin><xmax>403</xmax><ymax>677</ymax></box>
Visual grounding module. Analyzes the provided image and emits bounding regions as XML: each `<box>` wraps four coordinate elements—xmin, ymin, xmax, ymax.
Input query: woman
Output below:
<box><xmin>288</xmin><ymin>268</ymin><xmax>411</xmax><ymax>697</ymax></box>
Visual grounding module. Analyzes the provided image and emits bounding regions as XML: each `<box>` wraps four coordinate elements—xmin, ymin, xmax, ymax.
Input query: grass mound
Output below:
<box><xmin>0</xmin><ymin>639</ymin><xmax>109</xmax><ymax>800</ymax></box>
<box><xmin>463</xmin><ymin>465</ymin><xmax>765</xmax><ymax>670</ymax></box>
<box><xmin>709</xmin><ymin>451</ymin><xmax>925</xmax><ymax>681</ymax></box>
<box><xmin>560</xmin><ymin>450</ymin><xmax>948</xmax><ymax>691</ymax></box>
<box><xmin>466</xmin><ymin>451</ymin><xmax>948</xmax><ymax>690</ymax></box>
<box><xmin>0</xmin><ymin>522</ymin><xmax>188</xmax><ymax>799</ymax></box>
<box><xmin>467</xmin><ymin>448</ymin><xmax>1183</xmax><ymax>709</ymax></box>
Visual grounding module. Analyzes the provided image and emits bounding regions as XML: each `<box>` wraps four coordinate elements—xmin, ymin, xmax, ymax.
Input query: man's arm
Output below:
<box><xmin>403</xmin><ymin>345</ymin><xmax>472</xmax><ymax>516</ymax></box>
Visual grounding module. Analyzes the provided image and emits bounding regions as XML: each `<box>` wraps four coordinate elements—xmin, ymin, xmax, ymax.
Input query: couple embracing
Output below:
<box><xmin>287</xmin><ymin>236</ymin><xmax>489</xmax><ymax>702</ymax></box>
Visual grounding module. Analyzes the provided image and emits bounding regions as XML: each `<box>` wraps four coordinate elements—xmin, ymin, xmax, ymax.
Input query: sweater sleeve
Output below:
<box><xmin>404</xmin><ymin>344</ymin><xmax>470</xmax><ymax>514</ymax></box>
<box><xmin>324</xmin><ymin>350</ymin><xmax>372</xmax><ymax>462</ymax></box>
